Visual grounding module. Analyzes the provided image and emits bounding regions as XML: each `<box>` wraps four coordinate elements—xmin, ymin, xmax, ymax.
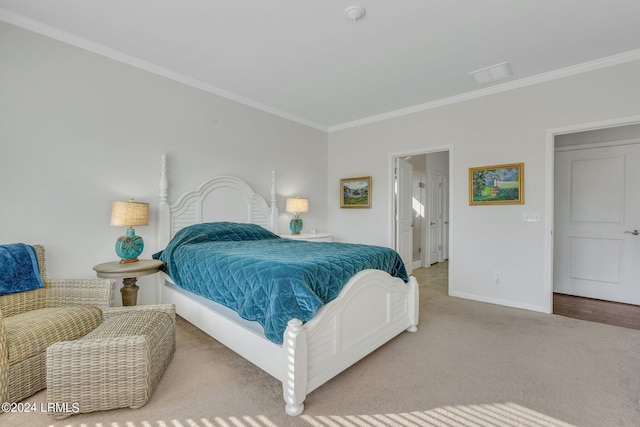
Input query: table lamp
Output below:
<box><xmin>110</xmin><ymin>198</ymin><xmax>149</xmax><ymax>263</ymax></box>
<box><xmin>285</xmin><ymin>197</ymin><xmax>309</xmax><ymax>235</ymax></box>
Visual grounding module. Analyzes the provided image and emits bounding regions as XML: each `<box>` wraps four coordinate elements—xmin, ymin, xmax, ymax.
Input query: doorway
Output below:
<box><xmin>550</xmin><ymin>121</ymin><xmax>640</xmax><ymax>326</ymax></box>
<box><xmin>391</xmin><ymin>148</ymin><xmax>451</xmax><ymax>289</ymax></box>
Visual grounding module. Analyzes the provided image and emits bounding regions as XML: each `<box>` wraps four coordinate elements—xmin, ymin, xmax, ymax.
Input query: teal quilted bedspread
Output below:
<box><xmin>154</xmin><ymin>222</ymin><xmax>408</xmax><ymax>344</ymax></box>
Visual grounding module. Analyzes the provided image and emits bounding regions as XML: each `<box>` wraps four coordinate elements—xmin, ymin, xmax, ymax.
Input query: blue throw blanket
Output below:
<box><xmin>154</xmin><ymin>222</ymin><xmax>408</xmax><ymax>344</ymax></box>
<box><xmin>0</xmin><ymin>243</ymin><xmax>44</xmax><ymax>296</ymax></box>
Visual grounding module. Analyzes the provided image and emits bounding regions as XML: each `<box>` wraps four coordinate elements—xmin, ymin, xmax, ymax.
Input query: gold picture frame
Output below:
<box><xmin>340</xmin><ymin>176</ymin><xmax>371</xmax><ymax>208</ymax></box>
<box><xmin>469</xmin><ymin>163</ymin><xmax>524</xmax><ymax>205</ymax></box>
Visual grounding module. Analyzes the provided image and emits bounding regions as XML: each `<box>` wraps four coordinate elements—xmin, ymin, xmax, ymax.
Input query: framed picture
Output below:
<box><xmin>340</xmin><ymin>176</ymin><xmax>371</xmax><ymax>208</ymax></box>
<box><xmin>469</xmin><ymin>163</ymin><xmax>524</xmax><ymax>205</ymax></box>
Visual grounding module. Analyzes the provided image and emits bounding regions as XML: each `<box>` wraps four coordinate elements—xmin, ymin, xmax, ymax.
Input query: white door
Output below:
<box><xmin>554</xmin><ymin>141</ymin><xmax>640</xmax><ymax>304</ymax></box>
<box><xmin>411</xmin><ymin>174</ymin><xmax>425</xmax><ymax>268</ymax></box>
<box><xmin>428</xmin><ymin>172</ymin><xmax>442</xmax><ymax>264</ymax></box>
<box><xmin>395</xmin><ymin>157</ymin><xmax>414</xmax><ymax>274</ymax></box>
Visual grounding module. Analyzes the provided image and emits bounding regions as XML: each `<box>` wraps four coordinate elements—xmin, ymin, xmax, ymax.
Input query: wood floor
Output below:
<box><xmin>553</xmin><ymin>293</ymin><xmax>640</xmax><ymax>330</ymax></box>
<box><xmin>415</xmin><ymin>262</ymin><xmax>640</xmax><ymax>330</ymax></box>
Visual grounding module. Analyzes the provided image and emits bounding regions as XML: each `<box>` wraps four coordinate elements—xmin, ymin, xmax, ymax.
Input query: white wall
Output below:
<box><xmin>0</xmin><ymin>22</ymin><xmax>327</xmax><ymax>305</ymax></box>
<box><xmin>328</xmin><ymin>59</ymin><xmax>640</xmax><ymax>313</ymax></box>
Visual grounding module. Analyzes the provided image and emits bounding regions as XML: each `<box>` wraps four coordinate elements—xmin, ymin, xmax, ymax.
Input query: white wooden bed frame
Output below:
<box><xmin>156</xmin><ymin>155</ymin><xmax>419</xmax><ymax>416</ymax></box>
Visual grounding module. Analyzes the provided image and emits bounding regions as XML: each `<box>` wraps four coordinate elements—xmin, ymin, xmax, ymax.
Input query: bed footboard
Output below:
<box><xmin>282</xmin><ymin>270</ymin><xmax>419</xmax><ymax>415</ymax></box>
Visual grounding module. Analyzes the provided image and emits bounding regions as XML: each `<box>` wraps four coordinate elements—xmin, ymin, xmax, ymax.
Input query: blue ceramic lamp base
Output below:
<box><xmin>115</xmin><ymin>228</ymin><xmax>144</xmax><ymax>263</ymax></box>
<box><xmin>289</xmin><ymin>214</ymin><xmax>303</xmax><ymax>235</ymax></box>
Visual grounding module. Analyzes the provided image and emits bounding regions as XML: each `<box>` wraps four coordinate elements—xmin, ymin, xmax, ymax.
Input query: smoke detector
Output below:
<box><xmin>345</xmin><ymin>6</ymin><xmax>366</xmax><ymax>21</ymax></box>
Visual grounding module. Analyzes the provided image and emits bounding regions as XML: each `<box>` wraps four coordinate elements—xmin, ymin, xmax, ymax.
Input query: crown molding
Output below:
<box><xmin>0</xmin><ymin>9</ymin><xmax>328</xmax><ymax>132</ymax></box>
<box><xmin>3</xmin><ymin>8</ymin><xmax>639</xmax><ymax>135</ymax></box>
<box><xmin>329</xmin><ymin>49</ymin><xmax>640</xmax><ymax>133</ymax></box>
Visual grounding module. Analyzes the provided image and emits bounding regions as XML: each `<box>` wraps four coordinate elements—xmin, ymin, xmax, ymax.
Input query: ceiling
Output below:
<box><xmin>2</xmin><ymin>1</ymin><xmax>640</xmax><ymax>131</ymax></box>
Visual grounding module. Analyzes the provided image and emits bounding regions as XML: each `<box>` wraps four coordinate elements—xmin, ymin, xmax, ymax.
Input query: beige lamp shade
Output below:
<box><xmin>285</xmin><ymin>197</ymin><xmax>309</xmax><ymax>214</ymax></box>
<box><xmin>110</xmin><ymin>199</ymin><xmax>149</xmax><ymax>227</ymax></box>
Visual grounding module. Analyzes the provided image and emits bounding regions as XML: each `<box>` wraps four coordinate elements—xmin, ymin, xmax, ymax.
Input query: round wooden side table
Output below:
<box><xmin>93</xmin><ymin>259</ymin><xmax>163</xmax><ymax>306</ymax></box>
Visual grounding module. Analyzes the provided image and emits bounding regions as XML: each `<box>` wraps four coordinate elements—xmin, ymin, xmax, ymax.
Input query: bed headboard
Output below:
<box><xmin>157</xmin><ymin>155</ymin><xmax>279</xmax><ymax>249</ymax></box>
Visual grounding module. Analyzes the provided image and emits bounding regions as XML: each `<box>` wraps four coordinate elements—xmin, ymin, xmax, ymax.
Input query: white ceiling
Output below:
<box><xmin>2</xmin><ymin>0</ymin><xmax>640</xmax><ymax>131</ymax></box>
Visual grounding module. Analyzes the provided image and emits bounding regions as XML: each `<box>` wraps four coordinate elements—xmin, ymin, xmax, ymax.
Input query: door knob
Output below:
<box><xmin>624</xmin><ymin>229</ymin><xmax>639</xmax><ymax>236</ymax></box>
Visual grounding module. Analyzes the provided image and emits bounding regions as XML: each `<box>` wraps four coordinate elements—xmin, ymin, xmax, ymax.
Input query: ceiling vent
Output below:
<box><xmin>469</xmin><ymin>61</ymin><xmax>513</xmax><ymax>85</ymax></box>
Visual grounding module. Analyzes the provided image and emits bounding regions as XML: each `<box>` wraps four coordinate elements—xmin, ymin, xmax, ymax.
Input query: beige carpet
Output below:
<box><xmin>3</xmin><ymin>261</ymin><xmax>640</xmax><ymax>426</ymax></box>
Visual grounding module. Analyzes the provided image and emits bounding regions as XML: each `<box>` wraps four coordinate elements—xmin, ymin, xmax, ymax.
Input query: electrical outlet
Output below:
<box><xmin>523</xmin><ymin>211</ymin><xmax>541</xmax><ymax>222</ymax></box>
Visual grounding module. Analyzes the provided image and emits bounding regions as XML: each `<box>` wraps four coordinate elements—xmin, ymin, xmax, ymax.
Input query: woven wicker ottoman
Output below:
<box><xmin>45</xmin><ymin>304</ymin><xmax>175</xmax><ymax>419</ymax></box>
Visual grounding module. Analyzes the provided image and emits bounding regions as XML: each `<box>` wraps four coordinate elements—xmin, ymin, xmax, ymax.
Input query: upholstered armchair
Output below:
<box><xmin>0</xmin><ymin>245</ymin><xmax>116</xmax><ymax>404</ymax></box>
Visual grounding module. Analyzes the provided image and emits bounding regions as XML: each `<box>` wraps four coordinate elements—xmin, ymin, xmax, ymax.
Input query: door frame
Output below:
<box><xmin>389</xmin><ymin>145</ymin><xmax>453</xmax><ymax>286</ymax></box>
<box><xmin>544</xmin><ymin>114</ymin><xmax>640</xmax><ymax>313</ymax></box>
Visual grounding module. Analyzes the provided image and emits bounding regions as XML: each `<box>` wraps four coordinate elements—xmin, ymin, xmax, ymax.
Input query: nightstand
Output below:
<box><xmin>93</xmin><ymin>259</ymin><xmax>163</xmax><ymax>306</ymax></box>
<box><xmin>280</xmin><ymin>232</ymin><xmax>333</xmax><ymax>242</ymax></box>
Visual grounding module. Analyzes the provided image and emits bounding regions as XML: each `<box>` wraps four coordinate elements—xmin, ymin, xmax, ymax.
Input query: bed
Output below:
<box><xmin>155</xmin><ymin>155</ymin><xmax>419</xmax><ymax>416</ymax></box>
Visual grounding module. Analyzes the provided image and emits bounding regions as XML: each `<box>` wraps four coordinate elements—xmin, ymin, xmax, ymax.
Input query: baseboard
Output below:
<box><xmin>410</xmin><ymin>260</ymin><xmax>422</xmax><ymax>271</ymax></box>
<box><xmin>448</xmin><ymin>291</ymin><xmax>547</xmax><ymax>314</ymax></box>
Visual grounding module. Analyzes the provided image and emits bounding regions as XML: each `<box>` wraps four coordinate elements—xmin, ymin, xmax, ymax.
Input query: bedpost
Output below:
<box><xmin>156</xmin><ymin>154</ymin><xmax>170</xmax><ymax>304</ymax></box>
<box><xmin>270</xmin><ymin>170</ymin><xmax>279</xmax><ymax>234</ymax></box>
<box><xmin>158</xmin><ymin>154</ymin><xmax>170</xmax><ymax>250</ymax></box>
<box><xmin>283</xmin><ymin>318</ymin><xmax>307</xmax><ymax>416</ymax></box>
<box><xmin>406</xmin><ymin>275</ymin><xmax>419</xmax><ymax>332</ymax></box>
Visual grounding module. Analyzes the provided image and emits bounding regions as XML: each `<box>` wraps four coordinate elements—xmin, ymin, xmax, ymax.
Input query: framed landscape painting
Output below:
<box><xmin>341</xmin><ymin>176</ymin><xmax>371</xmax><ymax>208</ymax></box>
<box><xmin>469</xmin><ymin>163</ymin><xmax>524</xmax><ymax>205</ymax></box>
